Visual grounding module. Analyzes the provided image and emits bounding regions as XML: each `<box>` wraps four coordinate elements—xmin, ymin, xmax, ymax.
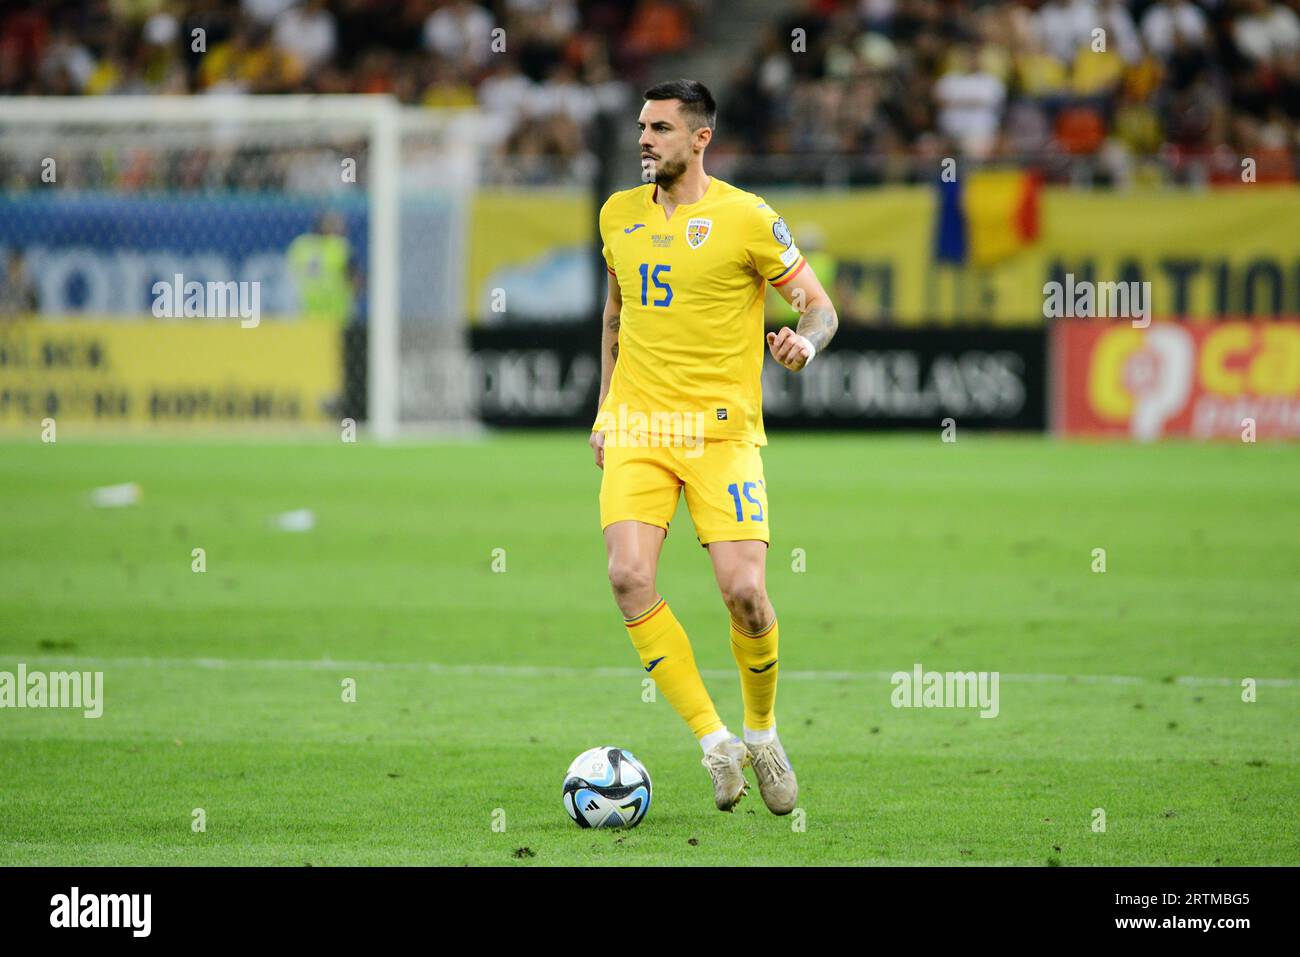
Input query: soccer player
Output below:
<box><xmin>589</xmin><ymin>79</ymin><xmax>839</xmax><ymax>814</ymax></box>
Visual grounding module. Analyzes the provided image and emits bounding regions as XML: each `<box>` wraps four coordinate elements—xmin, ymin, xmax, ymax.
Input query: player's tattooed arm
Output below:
<box><xmin>795</xmin><ymin>301</ymin><xmax>837</xmax><ymax>353</ymax></box>
<box><xmin>599</xmin><ymin>277</ymin><xmax>622</xmax><ymax>397</ymax></box>
<box><xmin>603</xmin><ymin>296</ymin><xmax>621</xmax><ymax>372</ymax></box>
<box><xmin>592</xmin><ymin>273</ymin><xmax>622</xmax><ymax>468</ymax></box>
<box><xmin>769</xmin><ymin>263</ymin><xmax>838</xmax><ymax>372</ymax></box>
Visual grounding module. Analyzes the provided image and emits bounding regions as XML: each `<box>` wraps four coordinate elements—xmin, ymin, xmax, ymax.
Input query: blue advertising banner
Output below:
<box><xmin>0</xmin><ymin>194</ymin><xmax>368</xmax><ymax>318</ymax></box>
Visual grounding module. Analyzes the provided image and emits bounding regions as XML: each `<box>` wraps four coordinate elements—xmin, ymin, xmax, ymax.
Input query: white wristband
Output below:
<box><xmin>803</xmin><ymin>341</ymin><xmax>816</xmax><ymax>364</ymax></box>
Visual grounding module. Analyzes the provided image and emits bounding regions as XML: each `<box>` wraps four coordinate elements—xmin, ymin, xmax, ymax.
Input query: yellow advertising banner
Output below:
<box><xmin>469</xmin><ymin>185</ymin><xmax>1300</xmax><ymax>325</ymax></box>
<box><xmin>468</xmin><ymin>189</ymin><xmax>596</xmax><ymax>323</ymax></box>
<box><xmin>0</xmin><ymin>319</ymin><xmax>341</xmax><ymax>428</ymax></box>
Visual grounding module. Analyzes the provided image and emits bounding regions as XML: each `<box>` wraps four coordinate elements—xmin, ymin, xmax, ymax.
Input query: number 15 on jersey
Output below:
<box><xmin>638</xmin><ymin>264</ymin><xmax>673</xmax><ymax>307</ymax></box>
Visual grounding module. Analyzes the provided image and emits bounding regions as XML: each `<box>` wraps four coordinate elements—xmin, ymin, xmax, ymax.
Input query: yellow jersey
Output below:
<box><xmin>595</xmin><ymin>176</ymin><xmax>805</xmax><ymax>446</ymax></box>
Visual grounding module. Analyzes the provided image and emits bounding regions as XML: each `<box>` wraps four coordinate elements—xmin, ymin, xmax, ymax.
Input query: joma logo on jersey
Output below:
<box><xmin>686</xmin><ymin>218</ymin><xmax>712</xmax><ymax>249</ymax></box>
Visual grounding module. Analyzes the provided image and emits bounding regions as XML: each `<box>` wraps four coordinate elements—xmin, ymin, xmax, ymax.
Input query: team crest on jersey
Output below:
<box><xmin>686</xmin><ymin>218</ymin><xmax>712</xmax><ymax>249</ymax></box>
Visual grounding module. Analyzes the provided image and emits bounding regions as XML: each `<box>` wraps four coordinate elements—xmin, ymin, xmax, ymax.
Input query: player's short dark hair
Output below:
<box><xmin>643</xmin><ymin>79</ymin><xmax>717</xmax><ymax>132</ymax></box>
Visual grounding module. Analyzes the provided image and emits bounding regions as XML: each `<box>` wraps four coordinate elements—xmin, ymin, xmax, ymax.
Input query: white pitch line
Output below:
<box><xmin>5</xmin><ymin>654</ymin><xmax>1299</xmax><ymax>688</ymax></box>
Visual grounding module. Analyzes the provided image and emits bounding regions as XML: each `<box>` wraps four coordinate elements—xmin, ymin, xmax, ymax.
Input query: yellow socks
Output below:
<box><xmin>625</xmin><ymin>597</ymin><xmax>724</xmax><ymax>740</ymax></box>
<box><xmin>623</xmin><ymin>598</ymin><xmax>777</xmax><ymax>744</ymax></box>
<box><xmin>730</xmin><ymin>616</ymin><xmax>779</xmax><ymax>731</ymax></box>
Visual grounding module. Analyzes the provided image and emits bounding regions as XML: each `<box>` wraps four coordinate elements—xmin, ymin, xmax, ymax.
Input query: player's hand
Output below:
<box><xmin>767</xmin><ymin>327</ymin><xmax>815</xmax><ymax>371</ymax></box>
<box><xmin>589</xmin><ymin>430</ymin><xmax>606</xmax><ymax>470</ymax></box>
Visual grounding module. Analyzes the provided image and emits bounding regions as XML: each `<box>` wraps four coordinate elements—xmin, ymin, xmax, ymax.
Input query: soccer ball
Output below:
<box><xmin>562</xmin><ymin>746</ymin><xmax>652</xmax><ymax>829</ymax></box>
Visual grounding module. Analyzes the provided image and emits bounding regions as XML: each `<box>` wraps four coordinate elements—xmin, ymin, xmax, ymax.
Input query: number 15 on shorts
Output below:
<box><xmin>726</xmin><ymin>481</ymin><xmax>765</xmax><ymax>522</ymax></box>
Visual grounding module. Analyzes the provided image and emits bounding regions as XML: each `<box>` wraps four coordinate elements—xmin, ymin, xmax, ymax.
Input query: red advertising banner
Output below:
<box><xmin>1053</xmin><ymin>320</ymin><xmax>1300</xmax><ymax>440</ymax></box>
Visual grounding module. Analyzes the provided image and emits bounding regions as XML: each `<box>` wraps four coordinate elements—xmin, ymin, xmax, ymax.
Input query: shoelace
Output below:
<box><xmin>702</xmin><ymin>750</ymin><xmax>736</xmax><ymax>774</ymax></box>
<box><xmin>749</xmin><ymin>744</ymin><xmax>788</xmax><ymax>783</ymax></box>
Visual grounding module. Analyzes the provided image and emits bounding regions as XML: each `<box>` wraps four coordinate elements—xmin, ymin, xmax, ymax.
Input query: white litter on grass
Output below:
<box><xmin>272</xmin><ymin>509</ymin><xmax>316</xmax><ymax>532</ymax></box>
<box><xmin>90</xmin><ymin>482</ymin><xmax>142</xmax><ymax>508</ymax></box>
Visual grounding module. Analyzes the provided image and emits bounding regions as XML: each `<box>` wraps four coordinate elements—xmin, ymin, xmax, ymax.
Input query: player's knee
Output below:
<box><xmin>720</xmin><ymin>575</ymin><xmax>767</xmax><ymax>624</ymax></box>
<box><xmin>607</xmin><ymin>559</ymin><xmax>655</xmax><ymax>603</ymax></box>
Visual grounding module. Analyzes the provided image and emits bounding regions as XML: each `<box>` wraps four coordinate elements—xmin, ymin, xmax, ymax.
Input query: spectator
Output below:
<box><xmin>423</xmin><ymin>0</ymin><xmax>495</xmax><ymax>70</ymax></box>
<box><xmin>1035</xmin><ymin>0</ymin><xmax>1100</xmax><ymax>64</ymax></box>
<box><xmin>1140</xmin><ymin>0</ymin><xmax>1209</xmax><ymax>60</ymax></box>
<box><xmin>1096</xmin><ymin>0</ymin><xmax>1142</xmax><ymax>65</ymax></box>
<box><xmin>422</xmin><ymin>59</ymin><xmax>477</xmax><ymax>108</ymax></box>
<box><xmin>933</xmin><ymin>45</ymin><xmax>1006</xmax><ymax>160</ymax></box>
<box><xmin>0</xmin><ymin>251</ymin><xmax>38</xmax><ymax>320</ymax></box>
<box><xmin>624</xmin><ymin>0</ymin><xmax>693</xmax><ymax>59</ymax></box>
<box><xmin>242</xmin><ymin>0</ymin><xmax>297</xmax><ymax>27</ymax></box>
<box><xmin>200</xmin><ymin>22</ymin><xmax>301</xmax><ymax>93</ymax></box>
<box><xmin>39</xmin><ymin>28</ymin><xmax>96</xmax><ymax>93</ymax></box>
<box><xmin>1231</xmin><ymin>0</ymin><xmax>1300</xmax><ymax>64</ymax></box>
<box><xmin>273</xmin><ymin>0</ymin><xmax>337</xmax><ymax>75</ymax></box>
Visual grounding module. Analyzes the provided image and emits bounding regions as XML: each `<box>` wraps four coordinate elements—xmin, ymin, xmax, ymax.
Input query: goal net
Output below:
<box><xmin>0</xmin><ymin>95</ymin><xmax>479</xmax><ymax>439</ymax></box>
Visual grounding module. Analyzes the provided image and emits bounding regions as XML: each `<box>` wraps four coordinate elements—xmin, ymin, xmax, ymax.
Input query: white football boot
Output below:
<box><xmin>701</xmin><ymin>736</ymin><xmax>751</xmax><ymax>811</ymax></box>
<box><xmin>746</xmin><ymin>734</ymin><xmax>798</xmax><ymax>815</ymax></box>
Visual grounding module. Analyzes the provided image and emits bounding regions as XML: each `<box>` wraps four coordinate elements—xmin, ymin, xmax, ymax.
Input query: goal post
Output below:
<box><xmin>0</xmin><ymin>95</ymin><xmax>478</xmax><ymax>439</ymax></box>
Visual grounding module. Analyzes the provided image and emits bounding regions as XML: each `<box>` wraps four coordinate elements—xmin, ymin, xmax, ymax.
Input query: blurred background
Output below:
<box><xmin>1</xmin><ymin>0</ymin><xmax>1298</xmax><ymax>439</ymax></box>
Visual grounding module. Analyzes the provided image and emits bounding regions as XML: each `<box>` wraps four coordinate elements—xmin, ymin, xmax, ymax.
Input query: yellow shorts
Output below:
<box><xmin>599</xmin><ymin>437</ymin><xmax>770</xmax><ymax>546</ymax></box>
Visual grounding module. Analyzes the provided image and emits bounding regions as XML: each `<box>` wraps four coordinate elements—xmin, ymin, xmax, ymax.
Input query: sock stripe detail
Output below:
<box><xmin>625</xmin><ymin>597</ymin><xmax>666</xmax><ymax>627</ymax></box>
<box><xmin>730</xmin><ymin>617</ymin><xmax>777</xmax><ymax>639</ymax></box>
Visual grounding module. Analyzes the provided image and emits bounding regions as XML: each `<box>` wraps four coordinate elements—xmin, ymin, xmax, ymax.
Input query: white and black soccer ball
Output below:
<box><xmin>562</xmin><ymin>746</ymin><xmax>652</xmax><ymax>829</ymax></box>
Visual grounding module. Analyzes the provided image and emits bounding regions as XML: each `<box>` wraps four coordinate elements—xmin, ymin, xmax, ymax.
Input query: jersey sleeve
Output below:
<box><xmin>599</xmin><ymin>197</ymin><xmax>616</xmax><ymax>278</ymax></box>
<box><xmin>747</xmin><ymin>199</ymin><xmax>805</xmax><ymax>287</ymax></box>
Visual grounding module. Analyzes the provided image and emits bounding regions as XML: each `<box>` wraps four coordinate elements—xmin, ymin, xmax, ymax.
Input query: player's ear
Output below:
<box><xmin>694</xmin><ymin>125</ymin><xmax>712</xmax><ymax>153</ymax></box>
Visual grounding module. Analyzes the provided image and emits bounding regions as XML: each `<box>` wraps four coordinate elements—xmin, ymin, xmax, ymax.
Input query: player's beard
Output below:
<box><xmin>645</xmin><ymin>152</ymin><xmax>688</xmax><ymax>189</ymax></box>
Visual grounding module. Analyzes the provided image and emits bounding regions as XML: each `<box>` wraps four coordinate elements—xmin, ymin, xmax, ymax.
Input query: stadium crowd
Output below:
<box><xmin>718</xmin><ymin>0</ymin><xmax>1300</xmax><ymax>183</ymax></box>
<box><xmin>0</xmin><ymin>0</ymin><xmax>1297</xmax><ymax>183</ymax></box>
<box><xmin>0</xmin><ymin>0</ymin><xmax>700</xmax><ymax>170</ymax></box>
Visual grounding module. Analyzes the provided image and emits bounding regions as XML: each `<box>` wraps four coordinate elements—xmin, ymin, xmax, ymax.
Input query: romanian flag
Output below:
<box><xmin>934</xmin><ymin>169</ymin><xmax>1040</xmax><ymax>267</ymax></box>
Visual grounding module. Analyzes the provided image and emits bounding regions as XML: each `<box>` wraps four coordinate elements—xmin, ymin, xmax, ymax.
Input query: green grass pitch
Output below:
<box><xmin>1</xmin><ymin>432</ymin><xmax>1296</xmax><ymax>866</ymax></box>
